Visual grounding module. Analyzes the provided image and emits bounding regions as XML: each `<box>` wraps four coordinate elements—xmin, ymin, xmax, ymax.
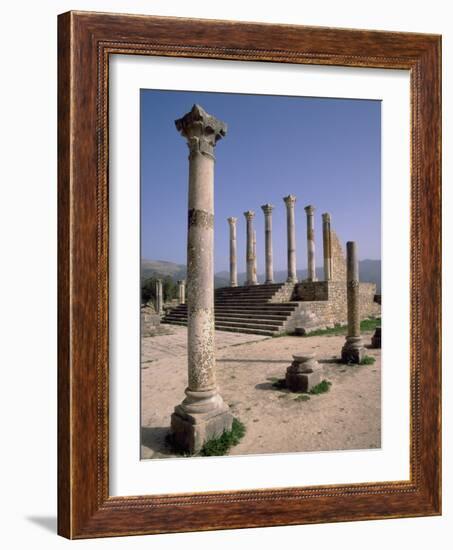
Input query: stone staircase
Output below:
<box><xmin>162</xmin><ymin>283</ymin><xmax>299</xmax><ymax>336</ymax></box>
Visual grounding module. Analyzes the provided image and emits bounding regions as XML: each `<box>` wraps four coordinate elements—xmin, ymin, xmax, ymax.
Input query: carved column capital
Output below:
<box><xmin>305</xmin><ymin>204</ymin><xmax>315</xmax><ymax>215</ymax></box>
<box><xmin>283</xmin><ymin>194</ymin><xmax>297</xmax><ymax>208</ymax></box>
<box><xmin>261</xmin><ymin>203</ymin><xmax>274</xmax><ymax>215</ymax></box>
<box><xmin>227</xmin><ymin>216</ymin><xmax>237</xmax><ymax>226</ymax></box>
<box><xmin>244</xmin><ymin>210</ymin><xmax>255</xmax><ymax>221</ymax></box>
<box><xmin>175</xmin><ymin>104</ymin><xmax>227</xmax><ymax>159</ymax></box>
<box><xmin>322</xmin><ymin>212</ymin><xmax>331</xmax><ymax>223</ymax></box>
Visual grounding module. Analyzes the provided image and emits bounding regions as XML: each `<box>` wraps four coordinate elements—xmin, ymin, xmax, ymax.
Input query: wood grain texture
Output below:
<box><xmin>57</xmin><ymin>10</ymin><xmax>441</xmax><ymax>539</ymax></box>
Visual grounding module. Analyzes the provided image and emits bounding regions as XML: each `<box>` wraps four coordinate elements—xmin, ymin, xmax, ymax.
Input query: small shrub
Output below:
<box><xmin>294</xmin><ymin>394</ymin><xmax>311</xmax><ymax>402</ymax></box>
<box><xmin>199</xmin><ymin>418</ymin><xmax>246</xmax><ymax>457</ymax></box>
<box><xmin>360</xmin><ymin>355</ymin><xmax>376</xmax><ymax>365</ymax></box>
<box><xmin>309</xmin><ymin>380</ymin><xmax>332</xmax><ymax>395</ymax></box>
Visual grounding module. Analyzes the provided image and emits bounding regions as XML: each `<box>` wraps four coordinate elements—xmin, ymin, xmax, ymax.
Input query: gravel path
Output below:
<box><xmin>141</xmin><ymin>326</ymin><xmax>380</xmax><ymax>459</ymax></box>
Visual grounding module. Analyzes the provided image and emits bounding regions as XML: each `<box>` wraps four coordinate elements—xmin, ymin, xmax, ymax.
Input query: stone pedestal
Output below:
<box><xmin>227</xmin><ymin>217</ymin><xmax>238</xmax><ymax>287</ymax></box>
<box><xmin>341</xmin><ymin>241</ymin><xmax>365</xmax><ymax>363</ymax></box>
<box><xmin>171</xmin><ymin>389</ymin><xmax>232</xmax><ymax>453</ymax></box>
<box><xmin>283</xmin><ymin>195</ymin><xmax>298</xmax><ymax>283</ymax></box>
<box><xmin>371</xmin><ymin>326</ymin><xmax>381</xmax><ymax>348</ymax></box>
<box><xmin>286</xmin><ymin>354</ymin><xmax>322</xmax><ymax>392</ymax></box>
<box><xmin>305</xmin><ymin>205</ymin><xmax>317</xmax><ymax>281</ymax></box>
<box><xmin>171</xmin><ymin>104</ymin><xmax>233</xmax><ymax>453</ymax></box>
<box><xmin>244</xmin><ymin>210</ymin><xmax>258</xmax><ymax>285</ymax></box>
<box><xmin>261</xmin><ymin>203</ymin><xmax>274</xmax><ymax>283</ymax></box>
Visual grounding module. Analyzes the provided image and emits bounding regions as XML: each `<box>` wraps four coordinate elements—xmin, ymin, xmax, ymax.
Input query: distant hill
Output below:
<box><xmin>142</xmin><ymin>259</ymin><xmax>381</xmax><ymax>293</ymax></box>
<box><xmin>141</xmin><ymin>260</ymin><xmax>186</xmax><ymax>280</ymax></box>
<box><xmin>141</xmin><ymin>259</ymin><xmax>230</xmax><ymax>288</ymax></box>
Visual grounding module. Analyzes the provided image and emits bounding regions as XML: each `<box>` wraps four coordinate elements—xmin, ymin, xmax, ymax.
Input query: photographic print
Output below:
<box><xmin>140</xmin><ymin>90</ymin><xmax>382</xmax><ymax>459</ymax></box>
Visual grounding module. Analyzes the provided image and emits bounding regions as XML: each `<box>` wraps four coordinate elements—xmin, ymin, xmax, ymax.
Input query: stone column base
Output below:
<box><xmin>170</xmin><ymin>390</ymin><xmax>233</xmax><ymax>454</ymax></box>
<box><xmin>341</xmin><ymin>336</ymin><xmax>365</xmax><ymax>363</ymax></box>
<box><xmin>371</xmin><ymin>327</ymin><xmax>381</xmax><ymax>348</ymax></box>
<box><xmin>285</xmin><ymin>354</ymin><xmax>322</xmax><ymax>392</ymax></box>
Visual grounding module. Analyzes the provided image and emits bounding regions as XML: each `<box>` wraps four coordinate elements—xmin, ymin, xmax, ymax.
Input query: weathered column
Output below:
<box><xmin>341</xmin><ymin>241</ymin><xmax>365</xmax><ymax>363</ymax></box>
<box><xmin>155</xmin><ymin>279</ymin><xmax>163</xmax><ymax>314</ymax></box>
<box><xmin>283</xmin><ymin>195</ymin><xmax>298</xmax><ymax>283</ymax></box>
<box><xmin>227</xmin><ymin>217</ymin><xmax>238</xmax><ymax>287</ymax></box>
<box><xmin>253</xmin><ymin>230</ymin><xmax>258</xmax><ymax>284</ymax></box>
<box><xmin>322</xmin><ymin>212</ymin><xmax>332</xmax><ymax>281</ymax></box>
<box><xmin>171</xmin><ymin>104</ymin><xmax>232</xmax><ymax>453</ymax></box>
<box><xmin>244</xmin><ymin>210</ymin><xmax>258</xmax><ymax>285</ymax></box>
<box><xmin>261</xmin><ymin>203</ymin><xmax>274</xmax><ymax>283</ymax></box>
<box><xmin>177</xmin><ymin>280</ymin><xmax>186</xmax><ymax>304</ymax></box>
<box><xmin>305</xmin><ymin>205</ymin><xmax>317</xmax><ymax>281</ymax></box>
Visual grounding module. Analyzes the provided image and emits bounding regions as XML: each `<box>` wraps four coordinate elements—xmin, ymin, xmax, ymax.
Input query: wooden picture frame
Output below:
<box><xmin>58</xmin><ymin>10</ymin><xmax>441</xmax><ymax>539</ymax></box>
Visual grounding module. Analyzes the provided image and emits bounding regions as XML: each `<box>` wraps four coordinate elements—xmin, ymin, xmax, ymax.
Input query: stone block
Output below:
<box><xmin>285</xmin><ymin>353</ymin><xmax>322</xmax><ymax>392</ymax></box>
<box><xmin>371</xmin><ymin>326</ymin><xmax>381</xmax><ymax>348</ymax></box>
<box><xmin>170</xmin><ymin>403</ymin><xmax>233</xmax><ymax>454</ymax></box>
<box><xmin>341</xmin><ymin>336</ymin><xmax>366</xmax><ymax>364</ymax></box>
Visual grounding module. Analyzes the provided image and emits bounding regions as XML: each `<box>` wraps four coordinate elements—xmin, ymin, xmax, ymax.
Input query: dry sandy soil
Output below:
<box><xmin>141</xmin><ymin>325</ymin><xmax>381</xmax><ymax>459</ymax></box>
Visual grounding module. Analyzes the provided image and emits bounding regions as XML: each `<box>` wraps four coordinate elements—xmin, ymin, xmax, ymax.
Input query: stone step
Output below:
<box><xmin>215</xmin><ymin>316</ymin><xmax>285</xmax><ymax>326</ymax></box>
<box><xmin>162</xmin><ymin>318</ymin><xmax>277</xmax><ymax>337</ymax></box>
<box><xmin>216</xmin><ymin>291</ymin><xmax>279</xmax><ymax>296</ymax></box>
<box><xmin>215</xmin><ymin>320</ymin><xmax>281</xmax><ymax>331</ymax></box>
<box><xmin>166</xmin><ymin>309</ymin><xmax>291</xmax><ymax>319</ymax></box>
<box><xmin>169</xmin><ymin>305</ymin><xmax>298</xmax><ymax>314</ymax></box>
<box><xmin>165</xmin><ymin>313</ymin><xmax>286</xmax><ymax>326</ymax></box>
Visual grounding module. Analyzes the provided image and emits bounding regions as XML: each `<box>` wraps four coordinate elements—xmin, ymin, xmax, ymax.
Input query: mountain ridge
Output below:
<box><xmin>142</xmin><ymin>258</ymin><xmax>381</xmax><ymax>293</ymax></box>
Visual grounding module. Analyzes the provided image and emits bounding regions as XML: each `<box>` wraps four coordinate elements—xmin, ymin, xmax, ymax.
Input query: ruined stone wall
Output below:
<box><xmin>269</xmin><ymin>282</ymin><xmax>296</xmax><ymax>303</ymax></box>
<box><xmin>330</xmin><ymin>230</ymin><xmax>347</xmax><ymax>282</ymax></box>
<box><xmin>359</xmin><ymin>282</ymin><xmax>381</xmax><ymax>318</ymax></box>
<box><xmin>283</xmin><ymin>281</ymin><xmax>380</xmax><ymax>333</ymax></box>
<box><xmin>294</xmin><ymin>281</ymin><xmax>329</xmax><ymax>301</ymax></box>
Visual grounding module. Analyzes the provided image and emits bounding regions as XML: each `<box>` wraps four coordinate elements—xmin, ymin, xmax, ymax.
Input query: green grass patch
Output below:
<box><xmin>304</xmin><ymin>317</ymin><xmax>381</xmax><ymax>338</ymax></box>
<box><xmin>294</xmin><ymin>394</ymin><xmax>311</xmax><ymax>402</ymax></box>
<box><xmin>309</xmin><ymin>380</ymin><xmax>332</xmax><ymax>395</ymax></box>
<box><xmin>199</xmin><ymin>418</ymin><xmax>246</xmax><ymax>457</ymax></box>
<box><xmin>360</xmin><ymin>355</ymin><xmax>376</xmax><ymax>365</ymax></box>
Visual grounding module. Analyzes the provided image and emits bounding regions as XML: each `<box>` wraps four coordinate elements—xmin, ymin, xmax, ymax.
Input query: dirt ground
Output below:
<box><xmin>140</xmin><ymin>326</ymin><xmax>381</xmax><ymax>459</ymax></box>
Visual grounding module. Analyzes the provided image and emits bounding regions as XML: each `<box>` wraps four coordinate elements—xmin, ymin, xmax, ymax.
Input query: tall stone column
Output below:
<box><xmin>171</xmin><ymin>104</ymin><xmax>232</xmax><ymax>453</ymax></box>
<box><xmin>283</xmin><ymin>195</ymin><xmax>298</xmax><ymax>283</ymax></box>
<box><xmin>177</xmin><ymin>279</ymin><xmax>186</xmax><ymax>304</ymax></box>
<box><xmin>305</xmin><ymin>205</ymin><xmax>317</xmax><ymax>281</ymax></box>
<box><xmin>261</xmin><ymin>203</ymin><xmax>274</xmax><ymax>283</ymax></box>
<box><xmin>244</xmin><ymin>210</ymin><xmax>258</xmax><ymax>285</ymax></box>
<box><xmin>253</xmin><ymin>230</ymin><xmax>258</xmax><ymax>284</ymax></box>
<box><xmin>155</xmin><ymin>279</ymin><xmax>163</xmax><ymax>314</ymax></box>
<box><xmin>322</xmin><ymin>212</ymin><xmax>332</xmax><ymax>281</ymax></box>
<box><xmin>227</xmin><ymin>217</ymin><xmax>238</xmax><ymax>287</ymax></box>
<box><xmin>341</xmin><ymin>241</ymin><xmax>365</xmax><ymax>363</ymax></box>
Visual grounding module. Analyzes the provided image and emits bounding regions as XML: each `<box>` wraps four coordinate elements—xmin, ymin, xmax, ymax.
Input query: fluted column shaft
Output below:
<box><xmin>227</xmin><ymin>217</ymin><xmax>238</xmax><ymax>287</ymax></box>
<box><xmin>244</xmin><ymin>211</ymin><xmax>257</xmax><ymax>285</ymax></box>
<box><xmin>261</xmin><ymin>204</ymin><xmax>274</xmax><ymax>283</ymax></box>
<box><xmin>305</xmin><ymin>205</ymin><xmax>317</xmax><ymax>281</ymax></box>
<box><xmin>346</xmin><ymin>241</ymin><xmax>360</xmax><ymax>337</ymax></box>
<box><xmin>322</xmin><ymin>212</ymin><xmax>332</xmax><ymax>281</ymax></box>
<box><xmin>171</xmin><ymin>104</ymin><xmax>232</xmax><ymax>453</ymax></box>
<box><xmin>155</xmin><ymin>279</ymin><xmax>163</xmax><ymax>314</ymax></box>
<box><xmin>177</xmin><ymin>280</ymin><xmax>186</xmax><ymax>304</ymax></box>
<box><xmin>284</xmin><ymin>195</ymin><xmax>298</xmax><ymax>283</ymax></box>
<box><xmin>341</xmin><ymin>241</ymin><xmax>365</xmax><ymax>363</ymax></box>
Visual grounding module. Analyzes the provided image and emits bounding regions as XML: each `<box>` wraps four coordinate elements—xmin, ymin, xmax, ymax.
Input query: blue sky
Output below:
<box><xmin>141</xmin><ymin>89</ymin><xmax>381</xmax><ymax>274</ymax></box>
